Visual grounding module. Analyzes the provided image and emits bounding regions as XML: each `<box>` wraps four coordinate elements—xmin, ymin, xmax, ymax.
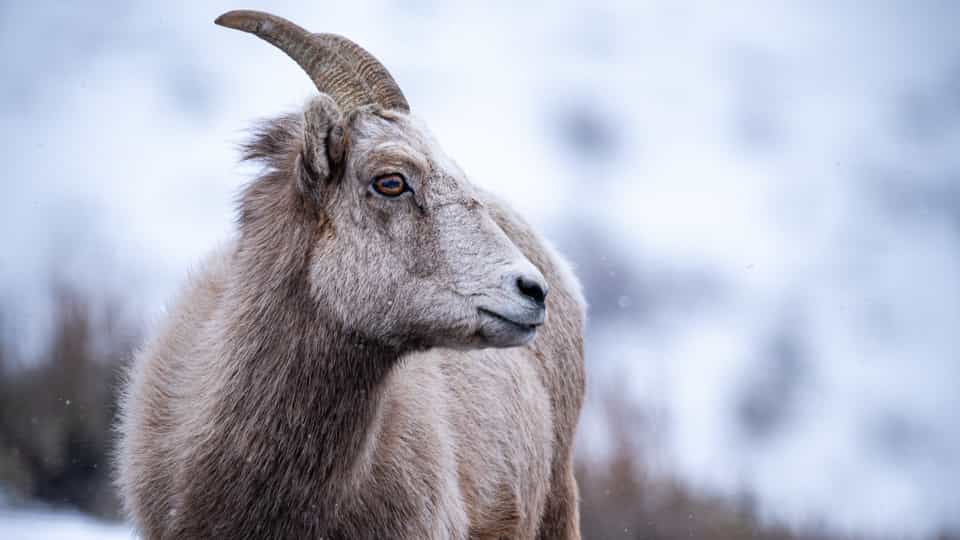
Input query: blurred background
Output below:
<box><xmin>1</xmin><ymin>1</ymin><xmax>958</xmax><ymax>538</ymax></box>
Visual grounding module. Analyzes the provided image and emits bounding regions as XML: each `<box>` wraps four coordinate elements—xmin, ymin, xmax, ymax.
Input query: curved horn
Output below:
<box><xmin>215</xmin><ymin>10</ymin><xmax>409</xmax><ymax>113</ymax></box>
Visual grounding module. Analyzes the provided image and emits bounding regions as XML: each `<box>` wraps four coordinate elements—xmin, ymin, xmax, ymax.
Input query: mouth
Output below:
<box><xmin>478</xmin><ymin>308</ymin><xmax>543</xmax><ymax>332</ymax></box>
<box><xmin>474</xmin><ymin>306</ymin><xmax>545</xmax><ymax>348</ymax></box>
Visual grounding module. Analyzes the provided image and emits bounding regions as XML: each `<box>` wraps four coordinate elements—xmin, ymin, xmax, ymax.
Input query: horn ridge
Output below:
<box><xmin>215</xmin><ymin>10</ymin><xmax>409</xmax><ymax>113</ymax></box>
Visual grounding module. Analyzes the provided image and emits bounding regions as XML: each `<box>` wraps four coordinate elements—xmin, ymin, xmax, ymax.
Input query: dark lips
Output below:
<box><xmin>478</xmin><ymin>308</ymin><xmax>542</xmax><ymax>332</ymax></box>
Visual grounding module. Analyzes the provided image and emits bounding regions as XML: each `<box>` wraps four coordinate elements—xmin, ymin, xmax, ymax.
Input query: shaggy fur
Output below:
<box><xmin>116</xmin><ymin>94</ymin><xmax>586</xmax><ymax>539</ymax></box>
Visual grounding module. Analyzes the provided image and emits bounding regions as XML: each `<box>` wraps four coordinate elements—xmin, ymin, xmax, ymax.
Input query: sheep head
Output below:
<box><xmin>217</xmin><ymin>10</ymin><xmax>548</xmax><ymax>350</ymax></box>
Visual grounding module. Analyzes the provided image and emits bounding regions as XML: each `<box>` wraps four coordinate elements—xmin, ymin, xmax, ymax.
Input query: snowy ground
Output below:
<box><xmin>0</xmin><ymin>509</ymin><xmax>133</xmax><ymax>540</ymax></box>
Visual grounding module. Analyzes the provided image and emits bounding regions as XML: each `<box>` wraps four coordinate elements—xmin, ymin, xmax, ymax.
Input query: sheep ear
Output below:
<box><xmin>300</xmin><ymin>94</ymin><xmax>345</xmax><ymax>193</ymax></box>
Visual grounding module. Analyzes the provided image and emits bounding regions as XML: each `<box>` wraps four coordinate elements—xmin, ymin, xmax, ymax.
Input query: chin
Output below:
<box><xmin>482</xmin><ymin>330</ymin><xmax>537</xmax><ymax>349</ymax></box>
<box><xmin>474</xmin><ymin>319</ymin><xmax>539</xmax><ymax>349</ymax></box>
<box><xmin>412</xmin><ymin>310</ymin><xmax>542</xmax><ymax>350</ymax></box>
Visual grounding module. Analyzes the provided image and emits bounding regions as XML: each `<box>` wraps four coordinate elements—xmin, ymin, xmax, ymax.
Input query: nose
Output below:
<box><xmin>515</xmin><ymin>273</ymin><xmax>548</xmax><ymax>306</ymax></box>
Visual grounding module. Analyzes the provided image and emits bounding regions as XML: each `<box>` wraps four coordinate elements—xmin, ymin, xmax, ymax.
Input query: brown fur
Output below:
<box><xmin>116</xmin><ymin>95</ymin><xmax>586</xmax><ymax>539</ymax></box>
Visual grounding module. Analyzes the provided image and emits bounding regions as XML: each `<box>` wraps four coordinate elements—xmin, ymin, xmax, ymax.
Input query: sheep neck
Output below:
<box><xmin>196</xmin><ymin>211</ymin><xmax>403</xmax><ymax>527</ymax></box>
<box><xmin>240</xmin><ymin>309</ymin><xmax>394</xmax><ymax>479</ymax></box>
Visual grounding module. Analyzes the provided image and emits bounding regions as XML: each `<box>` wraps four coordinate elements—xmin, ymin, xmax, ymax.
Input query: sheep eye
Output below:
<box><xmin>372</xmin><ymin>174</ymin><xmax>408</xmax><ymax>197</ymax></box>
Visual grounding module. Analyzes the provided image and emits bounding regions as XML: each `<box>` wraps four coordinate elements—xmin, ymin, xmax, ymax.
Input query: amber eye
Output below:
<box><xmin>371</xmin><ymin>174</ymin><xmax>408</xmax><ymax>197</ymax></box>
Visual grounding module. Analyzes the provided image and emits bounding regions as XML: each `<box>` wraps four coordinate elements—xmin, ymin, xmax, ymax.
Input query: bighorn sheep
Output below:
<box><xmin>116</xmin><ymin>10</ymin><xmax>586</xmax><ymax>539</ymax></box>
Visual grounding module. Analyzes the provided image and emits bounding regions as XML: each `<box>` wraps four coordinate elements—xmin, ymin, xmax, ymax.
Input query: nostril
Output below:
<box><xmin>516</xmin><ymin>275</ymin><xmax>547</xmax><ymax>305</ymax></box>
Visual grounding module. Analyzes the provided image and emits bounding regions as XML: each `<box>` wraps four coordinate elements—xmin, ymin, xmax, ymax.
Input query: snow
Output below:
<box><xmin>0</xmin><ymin>510</ymin><xmax>133</xmax><ymax>540</ymax></box>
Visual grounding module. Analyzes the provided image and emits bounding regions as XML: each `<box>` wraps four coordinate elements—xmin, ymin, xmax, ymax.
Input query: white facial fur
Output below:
<box><xmin>304</xmin><ymin>97</ymin><xmax>548</xmax><ymax>350</ymax></box>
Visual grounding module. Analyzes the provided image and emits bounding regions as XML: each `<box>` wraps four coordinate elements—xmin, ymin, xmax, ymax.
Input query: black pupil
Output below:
<box><xmin>380</xmin><ymin>177</ymin><xmax>403</xmax><ymax>193</ymax></box>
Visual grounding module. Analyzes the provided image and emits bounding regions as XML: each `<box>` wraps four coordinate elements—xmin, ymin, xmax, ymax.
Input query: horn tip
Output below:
<box><xmin>215</xmin><ymin>10</ymin><xmax>266</xmax><ymax>32</ymax></box>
